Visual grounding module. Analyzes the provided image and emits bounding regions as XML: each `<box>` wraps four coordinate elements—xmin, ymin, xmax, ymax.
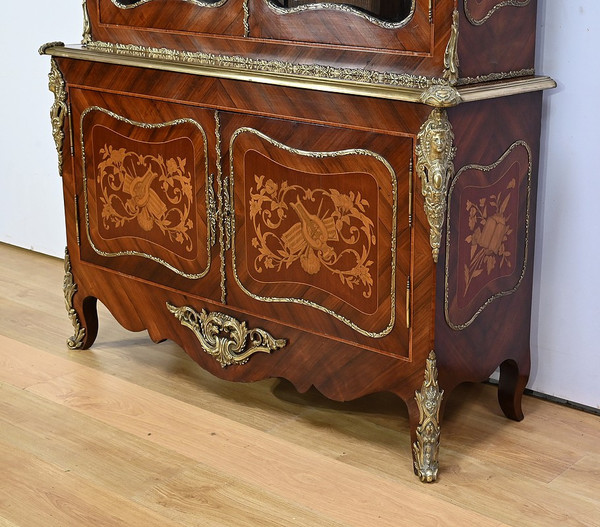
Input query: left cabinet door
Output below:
<box><xmin>86</xmin><ymin>0</ymin><xmax>247</xmax><ymax>47</ymax></box>
<box><xmin>70</xmin><ymin>88</ymin><xmax>221</xmax><ymax>300</ymax></box>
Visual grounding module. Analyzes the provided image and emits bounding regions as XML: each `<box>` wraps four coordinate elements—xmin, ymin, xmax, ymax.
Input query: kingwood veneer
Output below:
<box><xmin>40</xmin><ymin>0</ymin><xmax>554</xmax><ymax>481</ymax></box>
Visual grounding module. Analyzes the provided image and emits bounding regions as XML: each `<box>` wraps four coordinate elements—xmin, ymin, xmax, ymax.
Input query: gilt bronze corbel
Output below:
<box><xmin>415</xmin><ymin>109</ymin><xmax>456</xmax><ymax>263</ymax></box>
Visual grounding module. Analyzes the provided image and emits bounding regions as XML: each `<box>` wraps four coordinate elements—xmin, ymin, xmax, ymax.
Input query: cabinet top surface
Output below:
<box><xmin>40</xmin><ymin>43</ymin><xmax>555</xmax><ymax>108</ymax></box>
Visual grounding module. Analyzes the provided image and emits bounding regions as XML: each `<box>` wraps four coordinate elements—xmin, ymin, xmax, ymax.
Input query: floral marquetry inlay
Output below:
<box><xmin>97</xmin><ymin>144</ymin><xmax>194</xmax><ymax>251</ymax></box>
<box><xmin>81</xmin><ymin>106</ymin><xmax>212</xmax><ymax>280</ymax></box>
<box><xmin>463</xmin><ymin>177</ymin><xmax>516</xmax><ymax>296</ymax></box>
<box><xmin>229</xmin><ymin>126</ymin><xmax>401</xmax><ymax>339</ymax></box>
<box><xmin>249</xmin><ymin>175</ymin><xmax>376</xmax><ymax>300</ymax></box>
<box><xmin>445</xmin><ymin>141</ymin><xmax>532</xmax><ymax>330</ymax></box>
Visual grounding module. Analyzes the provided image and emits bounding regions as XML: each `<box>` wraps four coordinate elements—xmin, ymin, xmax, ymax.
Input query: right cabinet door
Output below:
<box><xmin>219</xmin><ymin>113</ymin><xmax>413</xmax><ymax>359</ymax></box>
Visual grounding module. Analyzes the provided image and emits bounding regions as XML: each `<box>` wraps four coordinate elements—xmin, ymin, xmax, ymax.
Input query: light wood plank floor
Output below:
<box><xmin>0</xmin><ymin>242</ymin><xmax>598</xmax><ymax>526</ymax></box>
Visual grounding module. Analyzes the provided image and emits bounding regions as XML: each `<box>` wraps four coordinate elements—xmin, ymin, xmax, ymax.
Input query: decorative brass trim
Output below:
<box><xmin>166</xmin><ymin>302</ymin><xmax>286</xmax><ymax>367</ymax></box>
<box><xmin>405</xmin><ymin>276</ymin><xmax>411</xmax><ymax>329</ymax></box>
<box><xmin>444</xmin><ymin>140</ymin><xmax>532</xmax><ymax>330</ymax></box>
<box><xmin>39</xmin><ymin>41</ymin><xmax>65</xmax><ymax>55</ymax></box>
<box><xmin>464</xmin><ymin>0</ymin><xmax>531</xmax><ymax>26</ymax></box>
<box><xmin>229</xmin><ymin>127</ymin><xmax>398</xmax><ymax>338</ymax></box>
<box><xmin>46</xmin><ymin>58</ymin><xmax>68</xmax><ymax>178</ymax></box>
<box><xmin>408</xmin><ymin>158</ymin><xmax>413</xmax><ymax>228</ymax></box>
<box><xmin>82</xmin><ymin>0</ymin><xmax>92</xmax><ymax>45</ymax></box>
<box><xmin>80</xmin><ymin>106</ymin><xmax>212</xmax><ymax>279</ymax></box>
<box><xmin>420</xmin><ymin>84</ymin><xmax>461</xmax><ymax>107</ymax></box>
<box><xmin>457</xmin><ymin>68</ymin><xmax>535</xmax><ymax>86</ymax></box>
<box><xmin>443</xmin><ymin>9</ymin><xmax>460</xmax><ymax>85</ymax></box>
<box><xmin>243</xmin><ymin>0</ymin><xmax>250</xmax><ymax>37</ymax></box>
<box><xmin>415</xmin><ymin>108</ymin><xmax>456</xmax><ymax>263</ymax></box>
<box><xmin>110</xmin><ymin>0</ymin><xmax>227</xmax><ymax>8</ymax></box>
<box><xmin>42</xmin><ymin>44</ymin><xmax>555</xmax><ymax>104</ymax></box>
<box><xmin>214</xmin><ymin>111</ymin><xmax>228</xmax><ymax>304</ymax></box>
<box><xmin>413</xmin><ymin>351</ymin><xmax>443</xmax><ymax>483</ymax></box>
<box><xmin>74</xmin><ymin>195</ymin><xmax>81</xmax><ymax>246</ymax></box>
<box><xmin>223</xmin><ymin>175</ymin><xmax>233</xmax><ymax>252</ymax></box>
<box><xmin>265</xmin><ymin>0</ymin><xmax>416</xmax><ymax>30</ymax></box>
<box><xmin>63</xmin><ymin>248</ymin><xmax>86</xmax><ymax>350</ymax></box>
<box><xmin>208</xmin><ymin>172</ymin><xmax>217</xmax><ymax>248</ymax></box>
<box><xmin>83</xmin><ymin>40</ymin><xmax>435</xmax><ymax>92</ymax></box>
<box><xmin>458</xmin><ymin>75</ymin><xmax>556</xmax><ymax>102</ymax></box>
<box><xmin>68</xmin><ymin>100</ymin><xmax>75</xmax><ymax>158</ymax></box>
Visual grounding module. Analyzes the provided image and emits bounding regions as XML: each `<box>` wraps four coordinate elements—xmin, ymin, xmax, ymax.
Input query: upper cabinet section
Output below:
<box><xmin>89</xmin><ymin>0</ymin><xmax>246</xmax><ymax>39</ymax></box>
<box><xmin>83</xmin><ymin>0</ymin><xmax>538</xmax><ymax>86</ymax></box>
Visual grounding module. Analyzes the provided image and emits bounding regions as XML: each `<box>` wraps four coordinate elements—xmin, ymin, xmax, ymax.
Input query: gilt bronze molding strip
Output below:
<box><xmin>40</xmin><ymin>43</ymin><xmax>554</xmax><ymax>107</ymax></box>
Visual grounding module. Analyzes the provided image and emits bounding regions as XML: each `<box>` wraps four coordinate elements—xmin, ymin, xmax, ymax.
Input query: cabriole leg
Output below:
<box><xmin>498</xmin><ymin>357</ymin><xmax>530</xmax><ymax>422</ymax></box>
<box><xmin>63</xmin><ymin>247</ymin><xmax>97</xmax><ymax>350</ymax></box>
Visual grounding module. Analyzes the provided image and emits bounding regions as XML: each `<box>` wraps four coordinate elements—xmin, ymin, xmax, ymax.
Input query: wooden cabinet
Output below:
<box><xmin>41</xmin><ymin>0</ymin><xmax>553</xmax><ymax>481</ymax></box>
<box><xmin>83</xmin><ymin>0</ymin><xmax>538</xmax><ymax>81</ymax></box>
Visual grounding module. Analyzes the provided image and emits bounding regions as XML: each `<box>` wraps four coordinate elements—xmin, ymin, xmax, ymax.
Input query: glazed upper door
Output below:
<box><xmin>70</xmin><ymin>88</ymin><xmax>222</xmax><ymax>301</ymax></box>
<box><xmin>86</xmin><ymin>0</ymin><xmax>246</xmax><ymax>44</ymax></box>
<box><xmin>219</xmin><ymin>112</ymin><xmax>413</xmax><ymax>359</ymax></box>
<box><xmin>249</xmin><ymin>0</ymin><xmax>431</xmax><ymax>53</ymax></box>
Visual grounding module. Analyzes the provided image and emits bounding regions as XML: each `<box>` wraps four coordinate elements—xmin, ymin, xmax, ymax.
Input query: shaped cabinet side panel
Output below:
<box><xmin>435</xmin><ymin>92</ymin><xmax>543</xmax><ymax>390</ymax></box>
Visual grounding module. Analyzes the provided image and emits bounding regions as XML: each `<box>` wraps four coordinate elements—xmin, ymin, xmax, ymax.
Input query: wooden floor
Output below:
<box><xmin>0</xmin><ymin>243</ymin><xmax>599</xmax><ymax>526</ymax></box>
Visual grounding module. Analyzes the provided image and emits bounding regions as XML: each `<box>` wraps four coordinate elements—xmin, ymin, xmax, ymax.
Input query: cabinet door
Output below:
<box><xmin>220</xmin><ymin>113</ymin><xmax>412</xmax><ymax>359</ymax></box>
<box><xmin>249</xmin><ymin>0</ymin><xmax>430</xmax><ymax>53</ymax></box>
<box><xmin>71</xmin><ymin>88</ymin><xmax>221</xmax><ymax>300</ymax></box>
<box><xmin>86</xmin><ymin>0</ymin><xmax>246</xmax><ymax>44</ymax></box>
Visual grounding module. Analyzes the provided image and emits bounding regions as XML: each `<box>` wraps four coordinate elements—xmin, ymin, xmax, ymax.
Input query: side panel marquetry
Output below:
<box><xmin>445</xmin><ymin>140</ymin><xmax>532</xmax><ymax>329</ymax></box>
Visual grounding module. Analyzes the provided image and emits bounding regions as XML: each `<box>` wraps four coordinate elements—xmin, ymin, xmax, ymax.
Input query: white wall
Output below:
<box><xmin>1</xmin><ymin>2</ymin><xmax>598</xmax><ymax>408</ymax></box>
<box><xmin>0</xmin><ymin>2</ymin><xmax>81</xmax><ymax>256</ymax></box>
<box><xmin>531</xmin><ymin>2</ymin><xmax>600</xmax><ymax>409</ymax></box>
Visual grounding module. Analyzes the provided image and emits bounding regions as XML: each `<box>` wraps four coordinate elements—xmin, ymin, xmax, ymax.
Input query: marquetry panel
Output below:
<box><xmin>444</xmin><ymin>140</ymin><xmax>531</xmax><ymax>329</ymax></box>
<box><xmin>72</xmin><ymin>89</ymin><xmax>219</xmax><ymax>292</ymax></box>
<box><xmin>221</xmin><ymin>113</ymin><xmax>412</xmax><ymax>357</ymax></box>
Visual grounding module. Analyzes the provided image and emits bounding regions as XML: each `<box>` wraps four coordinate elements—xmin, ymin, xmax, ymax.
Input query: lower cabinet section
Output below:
<box><xmin>50</xmin><ymin>56</ymin><xmax>542</xmax><ymax>481</ymax></box>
